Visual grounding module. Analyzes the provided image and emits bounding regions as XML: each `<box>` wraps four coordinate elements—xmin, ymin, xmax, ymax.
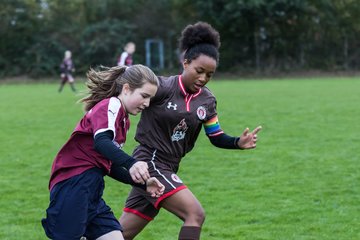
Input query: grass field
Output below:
<box><xmin>0</xmin><ymin>77</ymin><xmax>359</xmax><ymax>239</ymax></box>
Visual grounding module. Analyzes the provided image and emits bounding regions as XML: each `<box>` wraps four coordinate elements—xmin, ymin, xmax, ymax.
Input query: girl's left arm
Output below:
<box><xmin>204</xmin><ymin>115</ymin><xmax>262</xmax><ymax>150</ymax></box>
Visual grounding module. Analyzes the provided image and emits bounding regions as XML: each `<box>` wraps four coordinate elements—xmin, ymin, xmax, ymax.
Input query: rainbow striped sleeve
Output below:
<box><xmin>203</xmin><ymin>116</ymin><xmax>224</xmax><ymax>136</ymax></box>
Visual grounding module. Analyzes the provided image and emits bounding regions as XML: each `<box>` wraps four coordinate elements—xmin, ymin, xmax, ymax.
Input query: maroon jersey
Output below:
<box><xmin>135</xmin><ymin>75</ymin><xmax>217</xmax><ymax>159</ymax></box>
<box><xmin>49</xmin><ymin>97</ymin><xmax>130</xmax><ymax>190</ymax></box>
<box><xmin>117</xmin><ymin>52</ymin><xmax>133</xmax><ymax>66</ymax></box>
<box><xmin>60</xmin><ymin>58</ymin><xmax>74</xmax><ymax>74</ymax></box>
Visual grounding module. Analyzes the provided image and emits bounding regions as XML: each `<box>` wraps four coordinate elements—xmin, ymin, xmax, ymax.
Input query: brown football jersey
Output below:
<box><xmin>134</xmin><ymin>75</ymin><xmax>217</xmax><ymax>159</ymax></box>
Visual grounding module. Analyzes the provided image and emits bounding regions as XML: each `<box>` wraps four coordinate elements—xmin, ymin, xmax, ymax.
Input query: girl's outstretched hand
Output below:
<box><xmin>129</xmin><ymin>161</ymin><xmax>150</xmax><ymax>184</ymax></box>
<box><xmin>237</xmin><ymin>126</ymin><xmax>262</xmax><ymax>149</ymax></box>
<box><xmin>146</xmin><ymin>177</ymin><xmax>165</xmax><ymax>198</ymax></box>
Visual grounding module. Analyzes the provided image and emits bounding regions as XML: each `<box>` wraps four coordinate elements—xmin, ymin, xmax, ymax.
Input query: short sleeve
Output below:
<box><xmin>203</xmin><ymin>96</ymin><xmax>224</xmax><ymax>136</ymax></box>
<box><xmin>204</xmin><ymin>96</ymin><xmax>218</xmax><ymax>122</ymax></box>
<box><xmin>89</xmin><ymin>98</ymin><xmax>122</xmax><ymax>139</ymax></box>
<box><xmin>118</xmin><ymin>52</ymin><xmax>128</xmax><ymax>66</ymax></box>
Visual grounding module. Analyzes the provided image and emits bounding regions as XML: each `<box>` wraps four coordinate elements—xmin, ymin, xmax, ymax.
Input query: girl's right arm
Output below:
<box><xmin>94</xmin><ymin>131</ymin><xmax>164</xmax><ymax>196</ymax></box>
<box><xmin>110</xmin><ymin>162</ymin><xmax>164</xmax><ymax>197</ymax></box>
<box><xmin>94</xmin><ymin>130</ymin><xmax>149</xmax><ymax>185</ymax></box>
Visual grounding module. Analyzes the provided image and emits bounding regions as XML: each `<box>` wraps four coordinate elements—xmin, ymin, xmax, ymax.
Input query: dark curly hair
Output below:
<box><xmin>179</xmin><ymin>22</ymin><xmax>221</xmax><ymax>63</ymax></box>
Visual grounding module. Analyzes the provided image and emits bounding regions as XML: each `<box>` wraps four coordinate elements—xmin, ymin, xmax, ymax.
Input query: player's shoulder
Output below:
<box><xmin>201</xmin><ymin>86</ymin><xmax>216</xmax><ymax>99</ymax></box>
<box><xmin>92</xmin><ymin>97</ymin><xmax>121</xmax><ymax>111</ymax></box>
<box><xmin>158</xmin><ymin>75</ymin><xmax>178</xmax><ymax>86</ymax></box>
<box><xmin>156</xmin><ymin>75</ymin><xmax>179</xmax><ymax>96</ymax></box>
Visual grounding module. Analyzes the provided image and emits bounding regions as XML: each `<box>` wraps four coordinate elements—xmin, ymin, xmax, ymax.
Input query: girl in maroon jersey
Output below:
<box><xmin>58</xmin><ymin>50</ymin><xmax>77</xmax><ymax>93</ymax></box>
<box><xmin>118</xmin><ymin>22</ymin><xmax>262</xmax><ymax>240</ymax></box>
<box><xmin>117</xmin><ymin>42</ymin><xmax>136</xmax><ymax>66</ymax></box>
<box><xmin>42</xmin><ymin>65</ymin><xmax>164</xmax><ymax>240</ymax></box>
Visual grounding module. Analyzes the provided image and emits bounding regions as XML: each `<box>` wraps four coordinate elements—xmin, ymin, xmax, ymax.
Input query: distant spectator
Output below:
<box><xmin>58</xmin><ymin>50</ymin><xmax>76</xmax><ymax>93</ymax></box>
<box><xmin>117</xmin><ymin>42</ymin><xmax>136</xmax><ymax>66</ymax></box>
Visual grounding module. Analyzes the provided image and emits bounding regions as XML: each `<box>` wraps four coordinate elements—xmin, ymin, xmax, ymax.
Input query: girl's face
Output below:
<box><xmin>181</xmin><ymin>54</ymin><xmax>217</xmax><ymax>93</ymax></box>
<box><xmin>120</xmin><ymin>82</ymin><xmax>157</xmax><ymax>115</ymax></box>
<box><xmin>126</xmin><ymin>43</ymin><xmax>136</xmax><ymax>54</ymax></box>
<box><xmin>65</xmin><ymin>51</ymin><xmax>72</xmax><ymax>59</ymax></box>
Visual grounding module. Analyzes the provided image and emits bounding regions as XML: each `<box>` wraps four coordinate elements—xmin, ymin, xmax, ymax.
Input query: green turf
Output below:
<box><xmin>0</xmin><ymin>77</ymin><xmax>359</xmax><ymax>239</ymax></box>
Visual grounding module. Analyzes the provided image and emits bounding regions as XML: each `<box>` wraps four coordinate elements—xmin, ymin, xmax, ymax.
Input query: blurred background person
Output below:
<box><xmin>58</xmin><ymin>50</ymin><xmax>76</xmax><ymax>93</ymax></box>
<box><xmin>117</xmin><ymin>42</ymin><xmax>136</xmax><ymax>66</ymax></box>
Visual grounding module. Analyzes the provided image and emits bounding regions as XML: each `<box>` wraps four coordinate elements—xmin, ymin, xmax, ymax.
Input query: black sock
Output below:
<box><xmin>178</xmin><ymin>226</ymin><xmax>201</xmax><ymax>240</ymax></box>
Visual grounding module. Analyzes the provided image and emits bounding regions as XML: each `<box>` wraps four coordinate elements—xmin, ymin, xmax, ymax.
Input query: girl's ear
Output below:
<box><xmin>122</xmin><ymin>83</ymin><xmax>131</xmax><ymax>95</ymax></box>
<box><xmin>182</xmin><ymin>59</ymin><xmax>189</xmax><ymax>69</ymax></box>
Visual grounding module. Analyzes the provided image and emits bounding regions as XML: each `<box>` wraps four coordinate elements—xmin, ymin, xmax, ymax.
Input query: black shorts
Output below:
<box><xmin>42</xmin><ymin>168</ymin><xmax>121</xmax><ymax>240</ymax></box>
<box><xmin>123</xmin><ymin>145</ymin><xmax>187</xmax><ymax>221</ymax></box>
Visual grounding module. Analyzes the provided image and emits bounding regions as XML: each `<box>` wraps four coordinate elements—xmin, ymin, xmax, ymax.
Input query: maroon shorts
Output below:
<box><xmin>123</xmin><ymin>145</ymin><xmax>187</xmax><ymax>221</ymax></box>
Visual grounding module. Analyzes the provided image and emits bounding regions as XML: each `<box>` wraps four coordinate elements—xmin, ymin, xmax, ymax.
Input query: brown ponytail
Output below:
<box><xmin>81</xmin><ymin>65</ymin><xmax>158</xmax><ymax>111</ymax></box>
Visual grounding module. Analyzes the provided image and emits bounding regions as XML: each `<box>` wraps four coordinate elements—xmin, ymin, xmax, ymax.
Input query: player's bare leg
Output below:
<box><xmin>70</xmin><ymin>82</ymin><xmax>77</xmax><ymax>92</ymax></box>
<box><xmin>161</xmin><ymin>188</ymin><xmax>204</xmax><ymax>240</ymax></box>
<box><xmin>119</xmin><ymin>212</ymin><xmax>150</xmax><ymax>240</ymax></box>
<box><xmin>68</xmin><ymin>75</ymin><xmax>77</xmax><ymax>92</ymax></box>
<box><xmin>120</xmin><ymin>188</ymin><xmax>204</xmax><ymax>240</ymax></box>
<box><xmin>58</xmin><ymin>76</ymin><xmax>67</xmax><ymax>92</ymax></box>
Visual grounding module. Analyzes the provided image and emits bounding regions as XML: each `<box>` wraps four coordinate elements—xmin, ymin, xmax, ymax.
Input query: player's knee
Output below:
<box><xmin>186</xmin><ymin>206</ymin><xmax>205</xmax><ymax>225</ymax></box>
<box><xmin>196</xmin><ymin>207</ymin><xmax>206</xmax><ymax>225</ymax></box>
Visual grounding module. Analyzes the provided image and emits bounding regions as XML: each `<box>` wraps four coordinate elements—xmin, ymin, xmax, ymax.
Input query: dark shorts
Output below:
<box><xmin>42</xmin><ymin>168</ymin><xmax>121</xmax><ymax>240</ymax></box>
<box><xmin>123</xmin><ymin>145</ymin><xmax>187</xmax><ymax>221</ymax></box>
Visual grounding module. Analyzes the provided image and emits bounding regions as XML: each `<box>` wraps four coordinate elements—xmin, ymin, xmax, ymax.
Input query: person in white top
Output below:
<box><xmin>118</xmin><ymin>42</ymin><xmax>136</xmax><ymax>66</ymax></box>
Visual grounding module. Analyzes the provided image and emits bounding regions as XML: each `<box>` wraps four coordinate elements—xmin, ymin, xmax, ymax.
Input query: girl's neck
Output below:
<box><xmin>117</xmin><ymin>95</ymin><xmax>128</xmax><ymax>114</ymax></box>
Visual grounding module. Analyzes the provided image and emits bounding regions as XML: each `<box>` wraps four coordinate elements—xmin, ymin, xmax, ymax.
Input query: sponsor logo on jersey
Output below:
<box><xmin>167</xmin><ymin>102</ymin><xmax>178</xmax><ymax>110</ymax></box>
<box><xmin>197</xmin><ymin>106</ymin><xmax>206</xmax><ymax>120</ymax></box>
<box><xmin>171</xmin><ymin>118</ymin><xmax>188</xmax><ymax>141</ymax></box>
<box><xmin>108</xmin><ymin>109</ymin><xmax>117</xmax><ymax>117</ymax></box>
<box><xmin>171</xmin><ymin>173</ymin><xmax>183</xmax><ymax>183</ymax></box>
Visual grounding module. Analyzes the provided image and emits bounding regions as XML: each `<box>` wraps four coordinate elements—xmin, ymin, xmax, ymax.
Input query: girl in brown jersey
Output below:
<box><xmin>118</xmin><ymin>22</ymin><xmax>262</xmax><ymax>240</ymax></box>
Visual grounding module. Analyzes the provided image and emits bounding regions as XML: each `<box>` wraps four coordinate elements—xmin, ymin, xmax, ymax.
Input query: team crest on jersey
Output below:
<box><xmin>197</xmin><ymin>106</ymin><xmax>206</xmax><ymax>120</ymax></box>
<box><xmin>171</xmin><ymin>173</ymin><xmax>183</xmax><ymax>183</ymax></box>
<box><xmin>171</xmin><ymin>118</ymin><xmax>188</xmax><ymax>142</ymax></box>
